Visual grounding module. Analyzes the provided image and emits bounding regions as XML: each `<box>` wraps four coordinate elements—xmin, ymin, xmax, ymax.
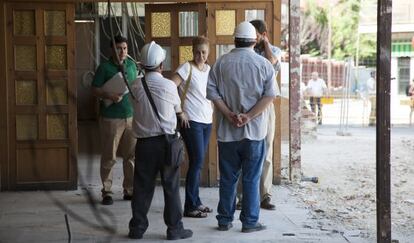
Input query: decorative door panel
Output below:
<box><xmin>145</xmin><ymin>1</ymin><xmax>277</xmax><ymax>186</ymax></box>
<box><xmin>206</xmin><ymin>2</ymin><xmax>275</xmax><ymax>185</ymax></box>
<box><xmin>206</xmin><ymin>2</ymin><xmax>273</xmax><ymax>63</ymax></box>
<box><xmin>5</xmin><ymin>3</ymin><xmax>77</xmax><ymax>190</ymax></box>
<box><xmin>145</xmin><ymin>3</ymin><xmax>210</xmax><ymax>185</ymax></box>
<box><xmin>145</xmin><ymin>3</ymin><xmax>207</xmax><ymax>78</ymax></box>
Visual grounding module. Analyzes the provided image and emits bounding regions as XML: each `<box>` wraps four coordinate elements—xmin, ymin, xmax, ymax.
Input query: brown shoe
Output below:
<box><xmin>260</xmin><ymin>197</ymin><xmax>275</xmax><ymax>210</ymax></box>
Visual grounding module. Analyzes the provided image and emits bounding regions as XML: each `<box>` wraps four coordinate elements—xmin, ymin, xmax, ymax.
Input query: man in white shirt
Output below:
<box><xmin>128</xmin><ymin>41</ymin><xmax>192</xmax><ymax>240</ymax></box>
<box><xmin>307</xmin><ymin>72</ymin><xmax>327</xmax><ymax>124</ymax></box>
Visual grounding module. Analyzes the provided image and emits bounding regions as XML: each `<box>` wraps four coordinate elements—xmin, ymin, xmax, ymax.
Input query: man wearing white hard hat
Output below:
<box><xmin>236</xmin><ymin>19</ymin><xmax>282</xmax><ymax>211</ymax></box>
<box><xmin>207</xmin><ymin>21</ymin><xmax>277</xmax><ymax>233</ymax></box>
<box><xmin>128</xmin><ymin>41</ymin><xmax>192</xmax><ymax>240</ymax></box>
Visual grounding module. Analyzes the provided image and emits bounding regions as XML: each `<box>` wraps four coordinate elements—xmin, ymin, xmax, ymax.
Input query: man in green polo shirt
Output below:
<box><xmin>92</xmin><ymin>35</ymin><xmax>137</xmax><ymax>205</ymax></box>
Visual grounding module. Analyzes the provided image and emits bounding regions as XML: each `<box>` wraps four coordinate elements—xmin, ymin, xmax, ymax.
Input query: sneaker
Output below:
<box><xmin>166</xmin><ymin>228</ymin><xmax>193</xmax><ymax>240</ymax></box>
<box><xmin>260</xmin><ymin>197</ymin><xmax>276</xmax><ymax>210</ymax></box>
<box><xmin>217</xmin><ymin>223</ymin><xmax>233</xmax><ymax>231</ymax></box>
<box><xmin>123</xmin><ymin>194</ymin><xmax>133</xmax><ymax>200</ymax></box>
<box><xmin>102</xmin><ymin>195</ymin><xmax>113</xmax><ymax>205</ymax></box>
<box><xmin>128</xmin><ymin>231</ymin><xmax>143</xmax><ymax>239</ymax></box>
<box><xmin>242</xmin><ymin>223</ymin><xmax>267</xmax><ymax>233</ymax></box>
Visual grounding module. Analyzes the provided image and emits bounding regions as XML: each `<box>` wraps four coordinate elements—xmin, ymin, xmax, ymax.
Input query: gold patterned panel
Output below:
<box><xmin>46</xmin><ymin>46</ymin><xmax>67</xmax><ymax>70</ymax></box>
<box><xmin>16</xmin><ymin>80</ymin><xmax>37</xmax><ymax>105</ymax></box>
<box><xmin>15</xmin><ymin>45</ymin><xmax>36</xmax><ymax>71</ymax></box>
<box><xmin>151</xmin><ymin>12</ymin><xmax>171</xmax><ymax>38</ymax></box>
<box><xmin>14</xmin><ymin>10</ymin><xmax>35</xmax><ymax>36</ymax></box>
<box><xmin>215</xmin><ymin>10</ymin><xmax>236</xmax><ymax>36</ymax></box>
<box><xmin>47</xmin><ymin>114</ymin><xmax>68</xmax><ymax>140</ymax></box>
<box><xmin>44</xmin><ymin>11</ymin><xmax>66</xmax><ymax>36</ymax></box>
<box><xmin>16</xmin><ymin>115</ymin><xmax>38</xmax><ymax>140</ymax></box>
<box><xmin>47</xmin><ymin>80</ymin><xmax>67</xmax><ymax>105</ymax></box>
<box><xmin>179</xmin><ymin>46</ymin><xmax>193</xmax><ymax>65</ymax></box>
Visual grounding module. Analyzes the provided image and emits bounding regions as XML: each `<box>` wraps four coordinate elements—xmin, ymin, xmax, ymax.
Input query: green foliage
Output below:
<box><xmin>301</xmin><ymin>0</ymin><xmax>377</xmax><ymax>61</ymax></box>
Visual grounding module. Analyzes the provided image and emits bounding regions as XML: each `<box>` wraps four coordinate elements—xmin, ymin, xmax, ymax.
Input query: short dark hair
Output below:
<box><xmin>234</xmin><ymin>38</ymin><xmax>256</xmax><ymax>48</ymax></box>
<box><xmin>110</xmin><ymin>35</ymin><xmax>128</xmax><ymax>47</ymax></box>
<box><xmin>250</xmin><ymin>19</ymin><xmax>267</xmax><ymax>34</ymax></box>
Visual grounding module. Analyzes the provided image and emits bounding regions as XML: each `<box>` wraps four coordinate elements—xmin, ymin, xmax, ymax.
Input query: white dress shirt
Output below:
<box><xmin>307</xmin><ymin>78</ymin><xmax>327</xmax><ymax>97</ymax></box>
<box><xmin>131</xmin><ymin>72</ymin><xmax>181</xmax><ymax>138</ymax></box>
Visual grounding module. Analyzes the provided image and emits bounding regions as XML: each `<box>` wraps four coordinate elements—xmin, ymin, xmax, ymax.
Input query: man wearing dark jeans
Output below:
<box><xmin>207</xmin><ymin>22</ymin><xmax>277</xmax><ymax>233</ymax></box>
<box><xmin>128</xmin><ymin>41</ymin><xmax>192</xmax><ymax>240</ymax></box>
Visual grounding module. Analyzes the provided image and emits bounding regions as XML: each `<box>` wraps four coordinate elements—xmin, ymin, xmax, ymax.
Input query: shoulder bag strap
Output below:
<box><xmin>141</xmin><ymin>76</ymin><xmax>165</xmax><ymax>133</ymax></box>
<box><xmin>180</xmin><ymin>63</ymin><xmax>193</xmax><ymax>109</ymax></box>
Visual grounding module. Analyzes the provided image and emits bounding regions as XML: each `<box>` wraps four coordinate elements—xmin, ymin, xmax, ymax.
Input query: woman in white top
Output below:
<box><xmin>171</xmin><ymin>36</ymin><xmax>213</xmax><ymax>218</ymax></box>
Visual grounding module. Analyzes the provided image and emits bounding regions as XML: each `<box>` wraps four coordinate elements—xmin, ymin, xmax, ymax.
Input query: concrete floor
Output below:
<box><xmin>0</xmin><ymin>122</ymin><xmax>371</xmax><ymax>242</ymax></box>
<box><xmin>0</xmin><ymin>158</ymin><xmax>370</xmax><ymax>243</ymax></box>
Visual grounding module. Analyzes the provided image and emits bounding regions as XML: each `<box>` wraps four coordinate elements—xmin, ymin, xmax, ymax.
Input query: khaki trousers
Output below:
<box><xmin>261</xmin><ymin>103</ymin><xmax>275</xmax><ymax>200</ymax></box>
<box><xmin>99</xmin><ymin>117</ymin><xmax>136</xmax><ymax>197</ymax></box>
<box><xmin>238</xmin><ymin>103</ymin><xmax>275</xmax><ymax>201</ymax></box>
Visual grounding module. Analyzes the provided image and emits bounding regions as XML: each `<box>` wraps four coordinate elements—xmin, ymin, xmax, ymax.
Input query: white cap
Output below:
<box><xmin>234</xmin><ymin>21</ymin><xmax>257</xmax><ymax>40</ymax></box>
<box><xmin>140</xmin><ymin>41</ymin><xmax>166</xmax><ymax>69</ymax></box>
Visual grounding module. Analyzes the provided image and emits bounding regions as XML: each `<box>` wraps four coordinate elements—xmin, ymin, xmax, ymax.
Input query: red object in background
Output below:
<box><xmin>412</xmin><ymin>36</ymin><xmax>414</xmax><ymax>48</ymax></box>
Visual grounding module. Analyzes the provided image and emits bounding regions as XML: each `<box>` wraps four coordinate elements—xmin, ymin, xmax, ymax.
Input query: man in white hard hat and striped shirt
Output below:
<box><xmin>207</xmin><ymin>21</ymin><xmax>277</xmax><ymax>233</ymax></box>
<box><xmin>128</xmin><ymin>41</ymin><xmax>192</xmax><ymax>240</ymax></box>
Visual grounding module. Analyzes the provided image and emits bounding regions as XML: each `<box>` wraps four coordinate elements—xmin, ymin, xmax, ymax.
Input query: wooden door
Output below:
<box><xmin>5</xmin><ymin>3</ymin><xmax>77</xmax><ymax>190</ymax></box>
<box><xmin>145</xmin><ymin>3</ymin><xmax>211</xmax><ymax>185</ymax></box>
<box><xmin>145</xmin><ymin>1</ymin><xmax>278</xmax><ymax>186</ymax></box>
<box><xmin>206</xmin><ymin>2</ymin><xmax>277</xmax><ymax>185</ymax></box>
<box><xmin>145</xmin><ymin>3</ymin><xmax>207</xmax><ymax>78</ymax></box>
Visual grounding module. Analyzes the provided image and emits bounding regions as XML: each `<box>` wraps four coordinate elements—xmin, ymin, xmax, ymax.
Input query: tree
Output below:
<box><xmin>300</xmin><ymin>0</ymin><xmax>376</xmax><ymax>61</ymax></box>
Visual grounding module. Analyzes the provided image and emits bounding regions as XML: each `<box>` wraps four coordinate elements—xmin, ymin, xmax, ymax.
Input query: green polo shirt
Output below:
<box><xmin>92</xmin><ymin>58</ymin><xmax>137</xmax><ymax>118</ymax></box>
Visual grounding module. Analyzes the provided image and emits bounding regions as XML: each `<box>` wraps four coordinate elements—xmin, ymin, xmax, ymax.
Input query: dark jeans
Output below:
<box><xmin>129</xmin><ymin>135</ymin><xmax>184</xmax><ymax>236</ymax></box>
<box><xmin>216</xmin><ymin>139</ymin><xmax>265</xmax><ymax>228</ymax></box>
<box><xmin>181</xmin><ymin>121</ymin><xmax>212</xmax><ymax>212</ymax></box>
<box><xmin>310</xmin><ymin>97</ymin><xmax>322</xmax><ymax>123</ymax></box>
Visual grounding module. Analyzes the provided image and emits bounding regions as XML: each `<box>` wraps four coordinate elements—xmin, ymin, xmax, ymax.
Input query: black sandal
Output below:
<box><xmin>197</xmin><ymin>205</ymin><xmax>213</xmax><ymax>213</ymax></box>
<box><xmin>184</xmin><ymin>210</ymin><xmax>207</xmax><ymax>218</ymax></box>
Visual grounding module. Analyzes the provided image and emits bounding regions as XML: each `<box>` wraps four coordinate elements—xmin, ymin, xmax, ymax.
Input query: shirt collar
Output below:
<box><xmin>145</xmin><ymin>71</ymin><xmax>163</xmax><ymax>78</ymax></box>
<box><xmin>232</xmin><ymin>47</ymin><xmax>255</xmax><ymax>53</ymax></box>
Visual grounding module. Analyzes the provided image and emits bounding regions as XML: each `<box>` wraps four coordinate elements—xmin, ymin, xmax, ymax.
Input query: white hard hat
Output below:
<box><xmin>234</xmin><ymin>21</ymin><xmax>257</xmax><ymax>40</ymax></box>
<box><xmin>140</xmin><ymin>41</ymin><xmax>166</xmax><ymax>69</ymax></box>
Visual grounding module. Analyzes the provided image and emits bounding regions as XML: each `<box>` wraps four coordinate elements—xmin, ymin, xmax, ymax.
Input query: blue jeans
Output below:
<box><xmin>216</xmin><ymin>139</ymin><xmax>265</xmax><ymax>228</ymax></box>
<box><xmin>181</xmin><ymin>121</ymin><xmax>212</xmax><ymax>212</ymax></box>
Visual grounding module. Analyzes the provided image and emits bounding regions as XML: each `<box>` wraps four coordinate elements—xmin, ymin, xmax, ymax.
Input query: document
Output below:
<box><xmin>101</xmin><ymin>72</ymin><xmax>129</xmax><ymax>107</ymax></box>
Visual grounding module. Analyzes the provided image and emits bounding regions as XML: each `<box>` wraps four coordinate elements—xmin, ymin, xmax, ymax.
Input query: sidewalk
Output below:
<box><xmin>0</xmin><ymin>154</ymin><xmax>369</xmax><ymax>243</ymax></box>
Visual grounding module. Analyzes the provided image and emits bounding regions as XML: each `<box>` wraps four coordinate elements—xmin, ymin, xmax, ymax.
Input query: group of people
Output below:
<box><xmin>91</xmin><ymin>20</ymin><xmax>281</xmax><ymax>240</ymax></box>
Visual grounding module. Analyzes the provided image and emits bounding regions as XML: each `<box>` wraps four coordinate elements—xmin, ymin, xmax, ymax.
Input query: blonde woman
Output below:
<box><xmin>171</xmin><ymin>36</ymin><xmax>213</xmax><ymax>218</ymax></box>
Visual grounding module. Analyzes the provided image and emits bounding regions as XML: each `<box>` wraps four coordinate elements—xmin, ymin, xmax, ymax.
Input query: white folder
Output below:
<box><xmin>101</xmin><ymin>72</ymin><xmax>129</xmax><ymax>107</ymax></box>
